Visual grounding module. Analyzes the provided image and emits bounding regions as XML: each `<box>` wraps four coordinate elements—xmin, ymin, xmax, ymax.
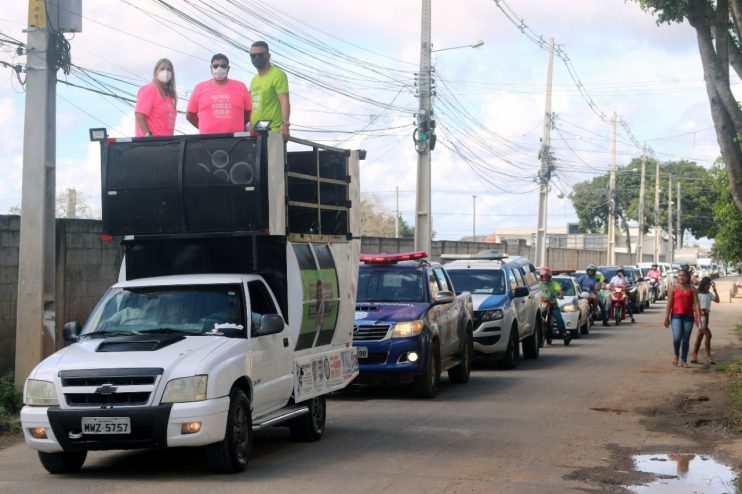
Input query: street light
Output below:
<box><xmin>431</xmin><ymin>40</ymin><xmax>485</xmax><ymax>52</ymax></box>
<box><xmin>414</xmin><ymin>3</ymin><xmax>485</xmax><ymax>257</ymax></box>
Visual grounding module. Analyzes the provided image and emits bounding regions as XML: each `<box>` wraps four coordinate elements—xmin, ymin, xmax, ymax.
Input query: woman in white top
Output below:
<box><xmin>690</xmin><ymin>276</ymin><xmax>719</xmax><ymax>365</ymax></box>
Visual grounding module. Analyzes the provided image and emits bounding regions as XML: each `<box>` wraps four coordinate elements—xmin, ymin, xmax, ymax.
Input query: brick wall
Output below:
<box><xmin>0</xmin><ymin>216</ymin><xmax>20</xmax><ymax>374</ymax></box>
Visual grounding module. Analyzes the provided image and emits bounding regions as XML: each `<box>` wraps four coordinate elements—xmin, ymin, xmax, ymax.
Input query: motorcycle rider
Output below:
<box><xmin>609</xmin><ymin>268</ymin><xmax>635</xmax><ymax>323</ymax></box>
<box><xmin>647</xmin><ymin>263</ymin><xmax>663</xmax><ymax>300</ymax></box>
<box><xmin>577</xmin><ymin>264</ymin><xmax>609</xmax><ymax>326</ymax></box>
<box><xmin>539</xmin><ymin>268</ymin><xmax>571</xmax><ymax>343</ymax></box>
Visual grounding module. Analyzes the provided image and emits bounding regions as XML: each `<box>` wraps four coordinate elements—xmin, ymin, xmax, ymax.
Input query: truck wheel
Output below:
<box><xmin>522</xmin><ymin>321</ymin><xmax>540</xmax><ymax>359</ymax></box>
<box><xmin>448</xmin><ymin>331</ymin><xmax>472</xmax><ymax>384</ymax></box>
<box><xmin>38</xmin><ymin>451</ymin><xmax>87</xmax><ymax>474</ymax></box>
<box><xmin>413</xmin><ymin>342</ymin><xmax>440</xmax><ymax>398</ymax></box>
<box><xmin>580</xmin><ymin>315</ymin><xmax>590</xmax><ymax>335</ymax></box>
<box><xmin>289</xmin><ymin>395</ymin><xmax>326</xmax><ymax>442</ymax></box>
<box><xmin>497</xmin><ymin>326</ymin><xmax>520</xmax><ymax>369</ymax></box>
<box><xmin>206</xmin><ymin>387</ymin><xmax>252</xmax><ymax>473</ymax></box>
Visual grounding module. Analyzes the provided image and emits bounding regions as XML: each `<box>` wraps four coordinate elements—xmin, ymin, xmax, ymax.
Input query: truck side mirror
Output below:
<box><xmin>254</xmin><ymin>314</ymin><xmax>285</xmax><ymax>336</ymax></box>
<box><xmin>63</xmin><ymin>321</ymin><xmax>82</xmax><ymax>343</ymax></box>
<box><xmin>513</xmin><ymin>286</ymin><xmax>529</xmax><ymax>298</ymax></box>
<box><xmin>434</xmin><ymin>291</ymin><xmax>454</xmax><ymax>304</ymax></box>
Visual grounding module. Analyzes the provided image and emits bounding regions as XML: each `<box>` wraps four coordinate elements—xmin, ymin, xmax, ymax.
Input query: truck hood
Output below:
<box><xmin>30</xmin><ymin>334</ymin><xmax>232</xmax><ymax>377</ymax></box>
<box><xmin>354</xmin><ymin>302</ymin><xmax>428</xmax><ymax>324</ymax></box>
<box><xmin>471</xmin><ymin>293</ymin><xmax>509</xmax><ymax>310</ymax></box>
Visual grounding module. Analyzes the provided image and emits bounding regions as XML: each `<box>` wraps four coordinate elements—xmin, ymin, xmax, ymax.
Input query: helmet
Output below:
<box><xmin>651</xmin><ymin>263</ymin><xmax>658</xmax><ymax>268</ymax></box>
<box><xmin>539</xmin><ymin>267</ymin><xmax>552</xmax><ymax>281</ymax></box>
<box><xmin>586</xmin><ymin>263</ymin><xmax>597</xmax><ymax>272</ymax></box>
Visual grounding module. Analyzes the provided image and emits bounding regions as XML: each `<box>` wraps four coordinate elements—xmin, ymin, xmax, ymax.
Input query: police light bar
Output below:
<box><xmin>360</xmin><ymin>251</ymin><xmax>428</xmax><ymax>264</ymax></box>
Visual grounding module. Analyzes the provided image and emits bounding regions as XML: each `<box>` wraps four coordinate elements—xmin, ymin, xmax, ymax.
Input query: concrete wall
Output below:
<box><xmin>0</xmin><ymin>216</ymin><xmax>20</xmax><ymax>375</ymax></box>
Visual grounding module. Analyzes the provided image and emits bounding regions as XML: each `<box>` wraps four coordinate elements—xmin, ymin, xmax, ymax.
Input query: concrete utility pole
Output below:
<box><xmin>676</xmin><ymin>181</ymin><xmax>682</xmax><ymax>248</ymax></box>
<box><xmin>535</xmin><ymin>39</ymin><xmax>554</xmax><ymax>268</ymax></box>
<box><xmin>607</xmin><ymin>112</ymin><xmax>617</xmax><ymax>265</ymax></box>
<box><xmin>15</xmin><ymin>0</ymin><xmax>80</xmax><ymax>389</ymax></box>
<box><xmin>414</xmin><ymin>0</ymin><xmax>433</xmax><ymax>255</ymax></box>
<box><xmin>653</xmin><ymin>156</ymin><xmax>660</xmax><ymax>262</ymax></box>
<box><xmin>667</xmin><ymin>174</ymin><xmax>673</xmax><ymax>263</ymax></box>
<box><xmin>636</xmin><ymin>145</ymin><xmax>647</xmax><ymax>264</ymax></box>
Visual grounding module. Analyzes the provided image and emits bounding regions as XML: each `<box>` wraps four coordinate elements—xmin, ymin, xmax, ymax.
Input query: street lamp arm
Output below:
<box><xmin>431</xmin><ymin>40</ymin><xmax>484</xmax><ymax>52</ymax></box>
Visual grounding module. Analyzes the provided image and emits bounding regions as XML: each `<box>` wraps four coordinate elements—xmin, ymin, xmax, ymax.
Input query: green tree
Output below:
<box><xmin>710</xmin><ymin>161</ymin><xmax>742</xmax><ymax>261</ymax></box>
<box><xmin>569</xmin><ymin>158</ymin><xmax>716</xmax><ymax>249</ymax></box>
<box><xmin>361</xmin><ymin>195</ymin><xmax>415</xmax><ymax>238</ymax></box>
<box><xmin>635</xmin><ymin>0</ymin><xmax>742</xmax><ymax>213</ymax></box>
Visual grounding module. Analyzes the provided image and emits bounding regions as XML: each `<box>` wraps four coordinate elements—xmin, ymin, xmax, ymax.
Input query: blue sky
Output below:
<box><xmin>0</xmin><ymin>1</ymin><xmax>723</xmax><ymax>244</ymax></box>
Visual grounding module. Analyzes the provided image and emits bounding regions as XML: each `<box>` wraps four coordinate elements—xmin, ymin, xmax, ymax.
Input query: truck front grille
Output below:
<box><xmin>59</xmin><ymin>368</ymin><xmax>163</xmax><ymax>408</ymax></box>
<box><xmin>353</xmin><ymin>324</ymin><xmax>391</xmax><ymax>341</ymax></box>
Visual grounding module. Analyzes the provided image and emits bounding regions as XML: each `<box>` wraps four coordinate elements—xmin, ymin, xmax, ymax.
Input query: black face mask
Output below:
<box><xmin>251</xmin><ymin>54</ymin><xmax>268</xmax><ymax>69</ymax></box>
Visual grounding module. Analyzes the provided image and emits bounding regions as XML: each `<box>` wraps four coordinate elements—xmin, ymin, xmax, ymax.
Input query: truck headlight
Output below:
<box><xmin>25</xmin><ymin>379</ymin><xmax>59</xmax><ymax>406</ymax></box>
<box><xmin>161</xmin><ymin>375</ymin><xmax>208</xmax><ymax>404</ymax></box>
<box><xmin>481</xmin><ymin>309</ymin><xmax>504</xmax><ymax>321</ymax></box>
<box><xmin>561</xmin><ymin>303</ymin><xmax>578</xmax><ymax>312</ymax></box>
<box><xmin>391</xmin><ymin>320</ymin><xmax>424</xmax><ymax>338</ymax></box>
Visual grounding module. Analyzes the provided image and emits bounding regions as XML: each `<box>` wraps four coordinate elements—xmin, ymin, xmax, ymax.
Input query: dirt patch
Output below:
<box><xmin>0</xmin><ymin>430</ymin><xmax>22</xmax><ymax>451</ymax></box>
<box><xmin>568</xmin><ymin>345</ymin><xmax>741</xmax><ymax>493</ymax></box>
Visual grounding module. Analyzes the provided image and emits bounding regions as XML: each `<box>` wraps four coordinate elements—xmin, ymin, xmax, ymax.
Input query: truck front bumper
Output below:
<box><xmin>353</xmin><ymin>337</ymin><xmax>425</xmax><ymax>383</ymax></box>
<box><xmin>21</xmin><ymin>396</ymin><xmax>230</xmax><ymax>453</ymax></box>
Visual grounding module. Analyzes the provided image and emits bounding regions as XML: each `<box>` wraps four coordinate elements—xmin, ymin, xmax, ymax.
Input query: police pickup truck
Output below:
<box><xmin>352</xmin><ymin>252</ymin><xmax>473</xmax><ymax>398</ymax></box>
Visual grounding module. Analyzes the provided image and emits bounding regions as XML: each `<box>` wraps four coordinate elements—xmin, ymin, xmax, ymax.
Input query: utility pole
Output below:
<box><xmin>414</xmin><ymin>0</ymin><xmax>433</xmax><ymax>255</ymax></box>
<box><xmin>636</xmin><ymin>145</ymin><xmax>647</xmax><ymax>264</ymax></box>
<box><xmin>667</xmin><ymin>174</ymin><xmax>673</xmax><ymax>263</ymax></box>
<box><xmin>607</xmin><ymin>112</ymin><xmax>617</xmax><ymax>265</ymax></box>
<box><xmin>653</xmin><ymin>156</ymin><xmax>660</xmax><ymax>262</ymax></box>
<box><xmin>535</xmin><ymin>38</ymin><xmax>554</xmax><ymax>268</ymax></box>
<box><xmin>676</xmin><ymin>181</ymin><xmax>682</xmax><ymax>249</ymax></box>
<box><xmin>395</xmin><ymin>186</ymin><xmax>399</xmax><ymax>238</ymax></box>
<box><xmin>472</xmin><ymin>195</ymin><xmax>476</xmax><ymax>241</ymax></box>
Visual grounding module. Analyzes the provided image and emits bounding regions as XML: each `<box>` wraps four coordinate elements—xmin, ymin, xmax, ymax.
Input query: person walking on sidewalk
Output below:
<box><xmin>663</xmin><ymin>269</ymin><xmax>702</xmax><ymax>368</ymax></box>
<box><xmin>690</xmin><ymin>276</ymin><xmax>720</xmax><ymax>365</ymax></box>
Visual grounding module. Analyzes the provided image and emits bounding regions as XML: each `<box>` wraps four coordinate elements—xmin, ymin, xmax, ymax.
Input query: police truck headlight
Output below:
<box><xmin>161</xmin><ymin>376</ymin><xmax>208</xmax><ymax>404</ymax></box>
<box><xmin>391</xmin><ymin>321</ymin><xmax>424</xmax><ymax>338</ymax></box>
<box><xmin>25</xmin><ymin>380</ymin><xmax>59</xmax><ymax>406</ymax></box>
<box><xmin>561</xmin><ymin>303</ymin><xmax>578</xmax><ymax>312</ymax></box>
<box><xmin>481</xmin><ymin>309</ymin><xmax>504</xmax><ymax>321</ymax></box>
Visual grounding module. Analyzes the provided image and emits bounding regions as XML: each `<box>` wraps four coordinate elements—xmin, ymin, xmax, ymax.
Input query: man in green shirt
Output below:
<box><xmin>249</xmin><ymin>41</ymin><xmax>291</xmax><ymax>140</ymax></box>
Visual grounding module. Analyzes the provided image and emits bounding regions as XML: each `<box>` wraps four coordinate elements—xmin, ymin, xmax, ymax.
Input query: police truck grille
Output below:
<box><xmin>353</xmin><ymin>324</ymin><xmax>391</xmax><ymax>341</ymax></box>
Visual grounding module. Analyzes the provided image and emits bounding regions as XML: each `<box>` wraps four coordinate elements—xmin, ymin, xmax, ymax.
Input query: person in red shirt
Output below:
<box><xmin>135</xmin><ymin>58</ymin><xmax>177</xmax><ymax>137</ymax></box>
<box><xmin>663</xmin><ymin>269</ymin><xmax>701</xmax><ymax>368</ymax></box>
<box><xmin>186</xmin><ymin>53</ymin><xmax>252</xmax><ymax>134</ymax></box>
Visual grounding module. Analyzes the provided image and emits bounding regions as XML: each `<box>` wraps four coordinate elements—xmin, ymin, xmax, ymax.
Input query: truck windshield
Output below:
<box><xmin>446</xmin><ymin>269</ymin><xmax>506</xmax><ymax>295</ymax></box>
<box><xmin>82</xmin><ymin>284</ymin><xmax>246</xmax><ymax>338</ymax></box>
<box><xmin>357</xmin><ymin>270</ymin><xmax>425</xmax><ymax>303</ymax></box>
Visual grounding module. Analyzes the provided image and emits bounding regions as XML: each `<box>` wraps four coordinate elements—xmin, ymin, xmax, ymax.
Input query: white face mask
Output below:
<box><xmin>157</xmin><ymin>69</ymin><xmax>172</xmax><ymax>84</ymax></box>
<box><xmin>212</xmin><ymin>67</ymin><xmax>228</xmax><ymax>81</ymax></box>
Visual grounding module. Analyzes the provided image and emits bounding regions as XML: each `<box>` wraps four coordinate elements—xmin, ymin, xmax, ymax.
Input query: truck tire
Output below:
<box><xmin>497</xmin><ymin>326</ymin><xmax>520</xmax><ymax>369</ymax></box>
<box><xmin>413</xmin><ymin>342</ymin><xmax>440</xmax><ymax>398</ymax></box>
<box><xmin>522</xmin><ymin>321</ymin><xmax>540</xmax><ymax>360</ymax></box>
<box><xmin>38</xmin><ymin>451</ymin><xmax>87</xmax><ymax>474</ymax></box>
<box><xmin>289</xmin><ymin>395</ymin><xmax>326</xmax><ymax>442</ymax></box>
<box><xmin>580</xmin><ymin>315</ymin><xmax>590</xmax><ymax>335</ymax></box>
<box><xmin>206</xmin><ymin>387</ymin><xmax>252</xmax><ymax>473</ymax></box>
<box><xmin>448</xmin><ymin>331</ymin><xmax>472</xmax><ymax>384</ymax></box>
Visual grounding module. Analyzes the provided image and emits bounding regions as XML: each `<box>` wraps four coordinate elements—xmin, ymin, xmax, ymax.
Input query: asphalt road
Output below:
<box><xmin>2</xmin><ymin>278</ymin><xmax>741</xmax><ymax>493</ymax></box>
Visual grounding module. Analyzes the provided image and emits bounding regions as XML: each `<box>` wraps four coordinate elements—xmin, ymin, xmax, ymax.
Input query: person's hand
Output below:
<box><xmin>663</xmin><ymin>317</ymin><xmax>670</xmax><ymax>328</ymax></box>
<box><xmin>280</xmin><ymin>122</ymin><xmax>290</xmax><ymax>141</ymax></box>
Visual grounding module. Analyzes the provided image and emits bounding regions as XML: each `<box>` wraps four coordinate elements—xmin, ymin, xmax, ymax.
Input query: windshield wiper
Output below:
<box><xmin>81</xmin><ymin>330</ymin><xmax>141</xmax><ymax>339</ymax></box>
<box><xmin>137</xmin><ymin>327</ymin><xmax>195</xmax><ymax>334</ymax></box>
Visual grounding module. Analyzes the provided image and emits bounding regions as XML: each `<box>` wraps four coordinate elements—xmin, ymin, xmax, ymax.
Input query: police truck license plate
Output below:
<box><xmin>357</xmin><ymin>347</ymin><xmax>368</xmax><ymax>358</ymax></box>
<box><xmin>81</xmin><ymin>417</ymin><xmax>131</xmax><ymax>434</ymax></box>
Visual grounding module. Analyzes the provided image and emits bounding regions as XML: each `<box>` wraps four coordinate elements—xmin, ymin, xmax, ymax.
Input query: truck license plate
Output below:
<box><xmin>357</xmin><ymin>346</ymin><xmax>368</xmax><ymax>358</ymax></box>
<box><xmin>81</xmin><ymin>417</ymin><xmax>131</xmax><ymax>435</ymax></box>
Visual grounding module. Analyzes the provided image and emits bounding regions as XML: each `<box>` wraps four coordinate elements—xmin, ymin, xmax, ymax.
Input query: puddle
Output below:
<box><xmin>629</xmin><ymin>453</ymin><xmax>737</xmax><ymax>493</ymax></box>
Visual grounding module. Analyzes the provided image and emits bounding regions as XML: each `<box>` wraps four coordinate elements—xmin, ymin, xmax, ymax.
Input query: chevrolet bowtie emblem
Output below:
<box><xmin>95</xmin><ymin>384</ymin><xmax>118</xmax><ymax>395</ymax></box>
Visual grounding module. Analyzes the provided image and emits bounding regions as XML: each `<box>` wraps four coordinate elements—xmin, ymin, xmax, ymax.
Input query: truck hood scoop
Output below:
<box><xmin>96</xmin><ymin>334</ymin><xmax>186</xmax><ymax>352</ymax></box>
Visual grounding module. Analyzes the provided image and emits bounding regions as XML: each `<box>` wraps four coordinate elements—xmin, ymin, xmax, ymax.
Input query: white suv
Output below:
<box><xmin>444</xmin><ymin>255</ymin><xmax>542</xmax><ymax>369</ymax></box>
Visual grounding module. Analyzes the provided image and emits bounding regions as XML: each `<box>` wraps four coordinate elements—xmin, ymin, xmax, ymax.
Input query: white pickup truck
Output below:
<box><xmin>20</xmin><ymin>130</ymin><xmax>363</xmax><ymax>474</ymax></box>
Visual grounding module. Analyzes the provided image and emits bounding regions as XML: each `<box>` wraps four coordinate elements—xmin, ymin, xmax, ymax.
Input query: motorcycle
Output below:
<box><xmin>608</xmin><ymin>285</ymin><xmax>628</xmax><ymax>325</ymax></box>
<box><xmin>648</xmin><ymin>277</ymin><xmax>659</xmax><ymax>304</ymax></box>
<box><xmin>541</xmin><ymin>299</ymin><xmax>571</xmax><ymax>346</ymax></box>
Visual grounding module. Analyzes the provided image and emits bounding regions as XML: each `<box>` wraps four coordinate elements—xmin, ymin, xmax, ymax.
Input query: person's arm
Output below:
<box><xmin>186</xmin><ymin>112</ymin><xmax>199</xmax><ymax>129</ymax></box>
<box><xmin>278</xmin><ymin>92</ymin><xmax>290</xmax><ymax>140</ymax></box>
<box><xmin>692</xmin><ymin>288</ymin><xmax>702</xmax><ymax>325</ymax></box>
<box><xmin>664</xmin><ymin>286</ymin><xmax>673</xmax><ymax>327</ymax></box>
<box><xmin>135</xmin><ymin>112</ymin><xmax>151</xmax><ymax>136</ymax></box>
<box><xmin>711</xmin><ymin>282</ymin><xmax>720</xmax><ymax>303</ymax></box>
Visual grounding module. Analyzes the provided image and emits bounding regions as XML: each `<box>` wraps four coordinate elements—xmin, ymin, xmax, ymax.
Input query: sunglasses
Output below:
<box><xmin>211</xmin><ymin>63</ymin><xmax>228</xmax><ymax>69</ymax></box>
<box><xmin>250</xmin><ymin>53</ymin><xmax>268</xmax><ymax>59</ymax></box>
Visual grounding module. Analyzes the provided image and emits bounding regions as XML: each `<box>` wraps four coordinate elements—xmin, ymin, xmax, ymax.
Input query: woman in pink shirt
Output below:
<box><xmin>135</xmin><ymin>58</ymin><xmax>177</xmax><ymax>136</ymax></box>
<box><xmin>663</xmin><ymin>269</ymin><xmax>701</xmax><ymax>368</ymax></box>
